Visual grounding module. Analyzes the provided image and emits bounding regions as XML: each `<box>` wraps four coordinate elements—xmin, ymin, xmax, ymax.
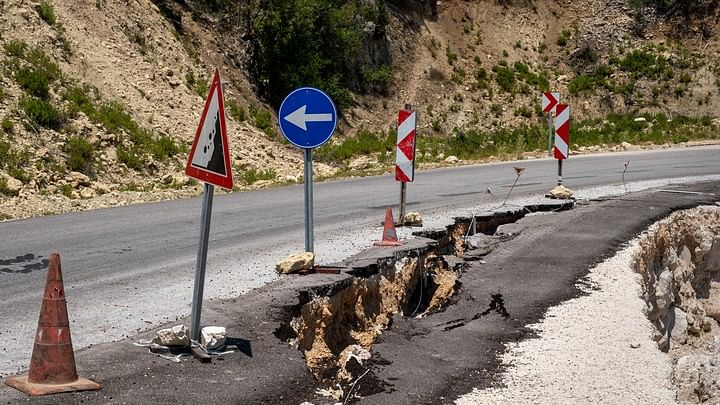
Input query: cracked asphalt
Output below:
<box><xmin>2</xmin><ymin>180</ymin><xmax>718</xmax><ymax>404</ymax></box>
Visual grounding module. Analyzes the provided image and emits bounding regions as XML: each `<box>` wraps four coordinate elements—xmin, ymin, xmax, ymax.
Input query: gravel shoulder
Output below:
<box><xmin>456</xmin><ymin>241</ymin><xmax>676</xmax><ymax>404</ymax></box>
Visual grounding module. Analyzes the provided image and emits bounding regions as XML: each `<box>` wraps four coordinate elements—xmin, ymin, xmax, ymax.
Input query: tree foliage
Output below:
<box><xmin>629</xmin><ymin>0</ymin><xmax>718</xmax><ymax>15</ymax></box>
<box><xmin>246</xmin><ymin>0</ymin><xmax>391</xmax><ymax>109</ymax></box>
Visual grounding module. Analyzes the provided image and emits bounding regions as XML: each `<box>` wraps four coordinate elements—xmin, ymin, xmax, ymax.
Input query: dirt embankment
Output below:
<box><xmin>634</xmin><ymin>206</ymin><xmax>720</xmax><ymax>403</ymax></box>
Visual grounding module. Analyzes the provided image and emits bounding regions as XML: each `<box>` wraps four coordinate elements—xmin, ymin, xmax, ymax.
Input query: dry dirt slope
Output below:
<box><xmin>0</xmin><ymin>0</ymin><xmax>719</xmax><ymax>220</ymax></box>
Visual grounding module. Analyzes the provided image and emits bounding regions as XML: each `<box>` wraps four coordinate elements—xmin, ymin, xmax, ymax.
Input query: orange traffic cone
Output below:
<box><xmin>374</xmin><ymin>207</ymin><xmax>403</xmax><ymax>246</ymax></box>
<box><xmin>4</xmin><ymin>252</ymin><xmax>101</xmax><ymax>396</ymax></box>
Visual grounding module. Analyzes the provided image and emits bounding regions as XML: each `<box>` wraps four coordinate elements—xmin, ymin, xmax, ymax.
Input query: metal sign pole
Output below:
<box><xmin>304</xmin><ymin>148</ymin><xmax>314</xmax><ymax>253</ymax></box>
<box><xmin>399</xmin><ymin>182</ymin><xmax>406</xmax><ymax>226</ymax></box>
<box><xmin>190</xmin><ymin>183</ymin><xmax>214</xmax><ymax>341</ymax></box>
<box><xmin>547</xmin><ymin>112</ymin><xmax>554</xmax><ymax>157</ymax></box>
<box><xmin>558</xmin><ymin>159</ymin><xmax>563</xmax><ymax>185</ymax></box>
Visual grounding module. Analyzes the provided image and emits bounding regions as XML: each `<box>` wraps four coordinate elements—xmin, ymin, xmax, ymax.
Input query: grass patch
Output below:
<box><xmin>3</xmin><ymin>39</ymin><xmax>27</xmax><ymax>58</ymax></box>
<box><xmin>317</xmin><ymin>113</ymin><xmax>720</xmax><ymax>169</ymax></box>
<box><xmin>611</xmin><ymin>48</ymin><xmax>673</xmax><ymax>80</ymax></box>
<box><xmin>249</xmin><ymin>105</ymin><xmax>276</xmax><ymax>138</ymax></box>
<box><xmin>15</xmin><ymin>66</ymin><xmax>52</xmax><ymax>98</ymax></box>
<box><xmin>226</xmin><ymin>99</ymin><xmax>246</xmax><ymax>122</ymax></box>
<box><xmin>185</xmin><ymin>71</ymin><xmax>208</xmax><ymax>97</ymax></box>
<box><xmin>20</xmin><ymin>97</ymin><xmax>63</xmax><ymax>130</ymax></box>
<box><xmin>1</xmin><ymin>118</ymin><xmax>13</xmax><ymax>134</ymax></box>
<box><xmin>0</xmin><ymin>177</ymin><xmax>18</xmax><ymax>196</ymax></box>
<box><xmin>237</xmin><ymin>167</ymin><xmax>277</xmax><ymax>185</ymax></box>
<box><xmin>315</xmin><ymin>128</ymin><xmax>394</xmax><ymax>164</ymax></box>
<box><xmin>493</xmin><ymin>64</ymin><xmax>516</xmax><ymax>93</ymax></box>
<box><xmin>64</xmin><ymin>136</ymin><xmax>94</xmax><ymax>173</ymax></box>
<box><xmin>556</xmin><ymin>29</ymin><xmax>571</xmax><ymax>47</ymax></box>
<box><xmin>63</xmin><ymin>85</ymin><xmax>183</xmax><ymax>169</ymax></box>
<box><xmin>35</xmin><ymin>0</ymin><xmax>56</xmax><ymax>25</ymax></box>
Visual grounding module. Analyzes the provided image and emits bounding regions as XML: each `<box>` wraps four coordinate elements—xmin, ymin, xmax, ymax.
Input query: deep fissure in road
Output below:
<box><xmin>633</xmin><ymin>206</ymin><xmax>720</xmax><ymax>402</ymax></box>
<box><xmin>278</xmin><ymin>201</ymin><xmax>574</xmax><ymax>384</ymax></box>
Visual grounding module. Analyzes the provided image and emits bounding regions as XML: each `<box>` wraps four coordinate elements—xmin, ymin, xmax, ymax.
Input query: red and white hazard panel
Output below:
<box><xmin>553</xmin><ymin>104</ymin><xmax>570</xmax><ymax>160</ymax></box>
<box><xmin>541</xmin><ymin>92</ymin><xmax>560</xmax><ymax>114</ymax></box>
<box><xmin>395</xmin><ymin>109</ymin><xmax>417</xmax><ymax>182</ymax></box>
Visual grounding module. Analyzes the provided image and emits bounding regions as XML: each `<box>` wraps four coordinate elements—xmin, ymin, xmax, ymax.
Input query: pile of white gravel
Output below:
<box><xmin>455</xmin><ymin>241</ymin><xmax>677</xmax><ymax>404</ymax></box>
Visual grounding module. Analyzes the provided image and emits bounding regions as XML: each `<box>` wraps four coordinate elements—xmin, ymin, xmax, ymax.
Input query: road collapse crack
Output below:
<box><xmin>285</xmin><ymin>251</ymin><xmax>463</xmax><ymax>382</ymax></box>
<box><xmin>480</xmin><ymin>293</ymin><xmax>510</xmax><ymax>318</ymax></box>
<box><xmin>277</xmin><ymin>201</ymin><xmax>571</xmax><ymax>385</ymax></box>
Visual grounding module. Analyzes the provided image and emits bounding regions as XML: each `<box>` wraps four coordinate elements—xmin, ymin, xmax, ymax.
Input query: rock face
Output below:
<box><xmin>634</xmin><ymin>207</ymin><xmax>720</xmax><ymax>352</ymax></box>
<box><xmin>276</xmin><ymin>252</ymin><xmax>315</xmax><ymax>274</ymax></box>
<box><xmin>634</xmin><ymin>207</ymin><xmax>720</xmax><ymax>401</ymax></box>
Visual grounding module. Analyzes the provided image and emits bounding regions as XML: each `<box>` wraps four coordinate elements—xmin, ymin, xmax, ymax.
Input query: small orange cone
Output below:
<box><xmin>374</xmin><ymin>207</ymin><xmax>403</xmax><ymax>246</ymax></box>
<box><xmin>4</xmin><ymin>252</ymin><xmax>101</xmax><ymax>396</ymax></box>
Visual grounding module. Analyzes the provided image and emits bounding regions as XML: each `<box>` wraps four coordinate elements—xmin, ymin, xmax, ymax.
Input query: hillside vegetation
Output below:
<box><xmin>0</xmin><ymin>0</ymin><xmax>719</xmax><ymax>220</ymax></box>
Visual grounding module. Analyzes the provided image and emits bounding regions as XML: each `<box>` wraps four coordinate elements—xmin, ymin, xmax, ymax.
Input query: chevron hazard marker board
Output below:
<box><xmin>185</xmin><ymin>69</ymin><xmax>233</xmax><ymax>190</ymax></box>
<box><xmin>553</xmin><ymin>104</ymin><xmax>570</xmax><ymax>160</ymax></box>
<box><xmin>542</xmin><ymin>92</ymin><xmax>560</xmax><ymax>114</ymax></box>
<box><xmin>395</xmin><ymin>109</ymin><xmax>417</xmax><ymax>182</ymax></box>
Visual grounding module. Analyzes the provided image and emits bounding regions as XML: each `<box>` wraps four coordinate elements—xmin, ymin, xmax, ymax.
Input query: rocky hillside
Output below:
<box><xmin>0</xmin><ymin>0</ymin><xmax>718</xmax><ymax>220</ymax></box>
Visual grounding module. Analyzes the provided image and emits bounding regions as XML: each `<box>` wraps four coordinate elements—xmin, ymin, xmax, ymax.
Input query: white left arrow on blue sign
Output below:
<box><xmin>283</xmin><ymin>105</ymin><xmax>333</xmax><ymax>131</ymax></box>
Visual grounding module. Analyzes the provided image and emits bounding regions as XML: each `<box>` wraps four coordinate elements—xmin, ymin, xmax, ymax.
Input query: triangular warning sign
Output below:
<box><xmin>185</xmin><ymin>69</ymin><xmax>234</xmax><ymax>189</ymax></box>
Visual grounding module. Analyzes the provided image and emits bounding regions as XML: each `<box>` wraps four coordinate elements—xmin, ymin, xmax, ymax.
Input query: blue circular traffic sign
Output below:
<box><xmin>278</xmin><ymin>87</ymin><xmax>337</xmax><ymax>149</ymax></box>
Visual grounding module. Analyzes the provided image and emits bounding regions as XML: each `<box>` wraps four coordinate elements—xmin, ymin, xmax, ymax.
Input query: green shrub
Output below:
<box><xmin>514</xmin><ymin>106</ymin><xmax>533</xmax><ymax>118</ymax></box>
<box><xmin>239</xmin><ymin>168</ymin><xmax>277</xmax><ymax>185</ymax></box>
<box><xmin>20</xmin><ymin>97</ymin><xmax>63</xmax><ymax>130</ymax></box>
<box><xmin>226</xmin><ymin>99</ymin><xmax>246</xmax><ymax>122</ymax></box>
<box><xmin>493</xmin><ymin>64</ymin><xmax>516</xmax><ymax>93</ymax></box>
<box><xmin>35</xmin><ymin>0</ymin><xmax>56</xmax><ymax>25</ymax></box>
<box><xmin>613</xmin><ymin>49</ymin><xmax>672</xmax><ymax>80</ymax></box>
<box><xmin>557</xmin><ymin>29</ymin><xmax>571</xmax><ymax>47</ymax></box>
<box><xmin>150</xmin><ymin>135</ymin><xmax>179</xmax><ymax>161</ymax></box>
<box><xmin>0</xmin><ymin>177</ymin><xmax>18</xmax><ymax>196</ymax></box>
<box><xmin>248</xmin><ymin>0</ymin><xmax>391</xmax><ymax>109</ymax></box>
<box><xmin>185</xmin><ymin>71</ymin><xmax>209</xmax><ymax>97</ymax></box>
<box><xmin>1</xmin><ymin>118</ymin><xmax>13</xmax><ymax>134</ymax></box>
<box><xmin>15</xmin><ymin>66</ymin><xmax>51</xmax><ymax>98</ymax></box>
<box><xmin>61</xmin><ymin>183</ymin><xmax>73</xmax><ymax>198</ymax></box>
<box><xmin>451</xmin><ymin>67</ymin><xmax>466</xmax><ymax>84</ymax></box>
<box><xmin>64</xmin><ymin>136</ymin><xmax>94</xmax><ymax>173</ymax></box>
<box><xmin>446</xmin><ymin>47</ymin><xmax>457</xmax><ymax>65</ymax></box>
<box><xmin>9</xmin><ymin>167</ymin><xmax>30</xmax><ymax>183</ymax></box>
<box><xmin>117</xmin><ymin>145</ymin><xmax>145</xmax><ymax>170</ymax></box>
<box><xmin>3</xmin><ymin>39</ymin><xmax>27</xmax><ymax>58</ymax></box>
<box><xmin>363</xmin><ymin>64</ymin><xmax>392</xmax><ymax>95</ymax></box>
<box><xmin>250</xmin><ymin>105</ymin><xmax>273</xmax><ymax>132</ymax></box>
<box><xmin>63</xmin><ymin>84</ymin><xmax>95</xmax><ymax>116</ymax></box>
<box><xmin>315</xmin><ymin>128</ymin><xmax>394</xmax><ymax>163</ymax></box>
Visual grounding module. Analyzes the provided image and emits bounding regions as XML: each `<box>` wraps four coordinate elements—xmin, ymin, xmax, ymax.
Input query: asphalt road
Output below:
<box><xmin>1</xmin><ymin>145</ymin><xmax>719</xmax><ymax>378</ymax></box>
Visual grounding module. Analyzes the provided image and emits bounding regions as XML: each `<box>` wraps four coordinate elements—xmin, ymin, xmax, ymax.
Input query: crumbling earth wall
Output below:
<box><xmin>633</xmin><ymin>206</ymin><xmax>720</xmax><ymax>403</ymax></box>
<box><xmin>291</xmin><ymin>252</ymin><xmax>459</xmax><ymax>381</ymax></box>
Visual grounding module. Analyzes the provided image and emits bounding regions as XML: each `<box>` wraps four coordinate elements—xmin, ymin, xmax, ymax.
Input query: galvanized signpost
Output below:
<box><xmin>184</xmin><ymin>69</ymin><xmax>234</xmax><ymax>344</ymax></box>
<box><xmin>278</xmin><ymin>87</ymin><xmax>337</xmax><ymax>253</ymax></box>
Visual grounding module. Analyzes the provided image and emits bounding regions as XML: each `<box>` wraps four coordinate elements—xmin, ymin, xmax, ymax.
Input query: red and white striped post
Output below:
<box><xmin>396</xmin><ymin>104</ymin><xmax>417</xmax><ymax>224</ymax></box>
<box><xmin>553</xmin><ymin>104</ymin><xmax>570</xmax><ymax>185</ymax></box>
<box><xmin>542</xmin><ymin>92</ymin><xmax>560</xmax><ymax>156</ymax></box>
